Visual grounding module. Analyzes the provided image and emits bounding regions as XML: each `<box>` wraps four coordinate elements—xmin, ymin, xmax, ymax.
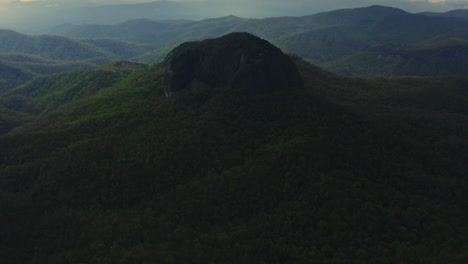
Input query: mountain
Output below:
<box><xmin>162</xmin><ymin>33</ymin><xmax>304</xmax><ymax>96</ymax></box>
<box><xmin>2</xmin><ymin>1</ymin><xmax>205</xmax><ymax>34</ymax></box>
<box><xmin>420</xmin><ymin>9</ymin><xmax>468</xmax><ymax>20</ymax></box>
<box><xmin>0</xmin><ymin>33</ymin><xmax>467</xmax><ymax>263</ymax></box>
<box><xmin>0</xmin><ymin>29</ymin><xmax>152</xmax><ymax>62</ymax></box>
<box><xmin>0</xmin><ymin>30</ymin><xmax>110</xmax><ymax>61</ymax></box>
<box><xmin>47</xmin><ymin>1</ymin><xmax>206</xmax><ymax>26</ymax></box>
<box><xmin>444</xmin><ymin>9</ymin><xmax>468</xmax><ymax>19</ymax></box>
<box><xmin>50</xmin><ymin>5</ymin><xmax>468</xmax><ymax>77</ymax></box>
<box><xmin>51</xmin><ymin>20</ymin><xmax>183</xmax><ymax>48</ymax></box>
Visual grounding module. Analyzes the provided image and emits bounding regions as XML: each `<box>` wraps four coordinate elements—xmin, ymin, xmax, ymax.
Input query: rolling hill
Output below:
<box><xmin>0</xmin><ymin>34</ymin><xmax>466</xmax><ymax>263</ymax></box>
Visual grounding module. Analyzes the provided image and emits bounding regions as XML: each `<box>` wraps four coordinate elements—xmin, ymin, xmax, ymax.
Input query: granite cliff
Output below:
<box><xmin>162</xmin><ymin>32</ymin><xmax>304</xmax><ymax>96</ymax></box>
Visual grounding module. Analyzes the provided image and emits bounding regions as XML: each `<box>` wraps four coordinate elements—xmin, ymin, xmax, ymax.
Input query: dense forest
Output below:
<box><xmin>0</xmin><ymin>33</ymin><xmax>467</xmax><ymax>263</ymax></box>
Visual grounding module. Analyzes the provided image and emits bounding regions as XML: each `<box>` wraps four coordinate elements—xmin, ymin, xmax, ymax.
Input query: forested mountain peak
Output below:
<box><xmin>162</xmin><ymin>32</ymin><xmax>304</xmax><ymax>96</ymax></box>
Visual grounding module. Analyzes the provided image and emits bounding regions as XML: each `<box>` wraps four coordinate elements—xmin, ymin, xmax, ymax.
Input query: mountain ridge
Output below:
<box><xmin>46</xmin><ymin>5</ymin><xmax>468</xmax><ymax>77</ymax></box>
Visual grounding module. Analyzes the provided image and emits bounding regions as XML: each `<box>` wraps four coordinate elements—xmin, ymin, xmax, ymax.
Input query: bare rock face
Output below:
<box><xmin>161</xmin><ymin>32</ymin><xmax>304</xmax><ymax>96</ymax></box>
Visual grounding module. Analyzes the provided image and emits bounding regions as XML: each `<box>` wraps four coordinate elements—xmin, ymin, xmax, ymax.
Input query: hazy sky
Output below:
<box><xmin>1</xmin><ymin>0</ymin><xmax>467</xmax><ymax>10</ymax></box>
<box><xmin>1</xmin><ymin>0</ymin><xmax>467</xmax><ymax>33</ymax></box>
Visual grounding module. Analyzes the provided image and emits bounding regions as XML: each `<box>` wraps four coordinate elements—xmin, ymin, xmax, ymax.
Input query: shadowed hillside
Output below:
<box><xmin>0</xmin><ymin>34</ymin><xmax>466</xmax><ymax>263</ymax></box>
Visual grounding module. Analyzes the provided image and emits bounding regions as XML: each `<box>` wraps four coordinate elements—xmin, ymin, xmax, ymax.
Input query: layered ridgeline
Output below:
<box><xmin>420</xmin><ymin>9</ymin><xmax>468</xmax><ymax>20</ymax></box>
<box><xmin>1</xmin><ymin>33</ymin><xmax>467</xmax><ymax>263</ymax></box>
<box><xmin>0</xmin><ymin>29</ymin><xmax>153</xmax><ymax>90</ymax></box>
<box><xmin>51</xmin><ymin>5</ymin><xmax>468</xmax><ymax>77</ymax></box>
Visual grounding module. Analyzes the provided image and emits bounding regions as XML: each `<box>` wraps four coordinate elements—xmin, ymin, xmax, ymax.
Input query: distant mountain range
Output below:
<box><xmin>420</xmin><ymin>9</ymin><xmax>468</xmax><ymax>19</ymax></box>
<box><xmin>49</xmin><ymin>5</ymin><xmax>468</xmax><ymax>77</ymax></box>
<box><xmin>1</xmin><ymin>4</ymin><xmax>467</xmax><ymax>92</ymax></box>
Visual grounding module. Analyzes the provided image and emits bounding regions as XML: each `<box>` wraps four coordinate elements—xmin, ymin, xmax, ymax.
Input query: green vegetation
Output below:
<box><xmin>0</xmin><ymin>30</ymin><xmax>155</xmax><ymax>90</ymax></box>
<box><xmin>0</xmin><ymin>38</ymin><xmax>466</xmax><ymax>263</ymax></box>
<box><xmin>0</xmin><ymin>30</ymin><xmax>109</xmax><ymax>61</ymax></box>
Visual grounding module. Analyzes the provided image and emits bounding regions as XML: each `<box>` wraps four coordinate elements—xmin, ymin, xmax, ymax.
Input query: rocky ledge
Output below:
<box><xmin>161</xmin><ymin>32</ymin><xmax>304</xmax><ymax>96</ymax></box>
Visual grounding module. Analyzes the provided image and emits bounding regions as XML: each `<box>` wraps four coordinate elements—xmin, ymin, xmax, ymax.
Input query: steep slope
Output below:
<box><xmin>0</xmin><ymin>34</ymin><xmax>467</xmax><ymax>264</ymax></box>
<box><xmin>162</xmin><ymin>33</ymin><xmax>303</xmax><ymax>95</ymax></box>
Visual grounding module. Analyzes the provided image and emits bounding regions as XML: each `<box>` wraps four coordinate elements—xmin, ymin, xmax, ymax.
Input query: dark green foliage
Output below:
<box><xmin>0</xmin><ymin>45</ymin><xmax>466</xmax><ymax>264</ymax></box>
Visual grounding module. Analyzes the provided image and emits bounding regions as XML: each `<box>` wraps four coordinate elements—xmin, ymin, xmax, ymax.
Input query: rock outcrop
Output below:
<box><xmin>161</xmin><ymin>32</ymin><xmax>304</xmax><ymax>96</ymax></box>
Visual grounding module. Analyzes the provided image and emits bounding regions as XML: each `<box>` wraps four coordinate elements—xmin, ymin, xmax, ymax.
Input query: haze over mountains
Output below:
<box><xmin>2</xmin><ymin>0</ymin><xmax>467</xmax><ymax>34</ymax></box>
<box><xmin>47</xmin><ymin>5</ymin><xmax>468</xmax><ymax>77</ymax></box>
